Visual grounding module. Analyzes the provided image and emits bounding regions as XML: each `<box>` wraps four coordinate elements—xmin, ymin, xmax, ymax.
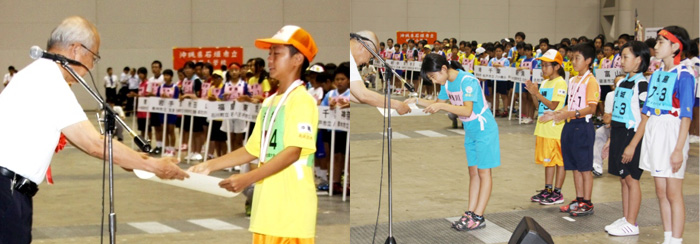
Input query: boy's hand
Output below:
<box><xmin>404</xmin><ymin>97</ymin><xmax>417</xmax><ymax>105</ymax></box>
<box><xmin>538</xmin><ymin>111</ymin><xmax>553</xmax><ymax>122</ymax></box>
<box><xmin>670</xmin><ymin>149</ymin><xmax>683</xmax><ymax>173</ymax></box>
<box><xmin>187</xmin><ymin>162</ymin><xmax>212</xmax><ymax>175</ymax></box>
<box><xmin>219</xmin><ymin>173</ymin><xmax>253</xmax><ymax>193</ymax></box>
<box><xmin>552</xmin><ymin>110</ymin><xmax>570</xmax><ymax>123</ymax></box>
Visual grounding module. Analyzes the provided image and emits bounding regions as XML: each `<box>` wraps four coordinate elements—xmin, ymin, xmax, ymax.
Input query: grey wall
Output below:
<box><xmin>352</xmin><ymin>0</ymin><xmax>698</xmax><ymax>48</ymax></box>
<box><xmin>0</xmin><ymin>0</ymin><xmax>350</xmax><ymax>109</ymax></box>
<box><xmin>352</xmin><ymin>0</ymin><xmax>601</xmax><ymax>47</ymax></box>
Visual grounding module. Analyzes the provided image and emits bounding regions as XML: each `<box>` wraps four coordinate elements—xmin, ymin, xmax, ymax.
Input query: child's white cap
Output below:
<box><xmin>475</xmin><ymin>47</ymin><xmax>486</xmax><ymax>55</ymax></box>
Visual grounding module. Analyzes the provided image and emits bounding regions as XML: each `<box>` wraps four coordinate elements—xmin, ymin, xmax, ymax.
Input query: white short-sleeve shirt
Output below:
<box><xmin>146</xmin><ymin>74</ymin><xmax>165</xmax><ymax>94</ymax></box>
<box><xmin>0</xmin><ymin>59</ymin><xmax>87</xmax><ymax>183</ymax></box>
<box><xmin>350</xmin><ymin>51</ymin><xmax>362</xmax><ymax>83</ymax></box>
<box><xmin>104</xmin><ymin>74</ymin><xmax>118</xmax><ymax>88</ymax></box>
<box><xmin>604</xmin><ymin>90</ymin><xmax>615</xmax><ymax>114</ymax></box>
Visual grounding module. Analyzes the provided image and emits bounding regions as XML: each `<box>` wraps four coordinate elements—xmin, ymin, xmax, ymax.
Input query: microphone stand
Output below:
<box><xmin>352</xmin><ymin>35</ymin><xmax>411</xmax><ymax>244</ymax></box>
<box><xmin>58</xmin><ymin>60</ymin><xmax>150</xmax><ymax>244</ymax></box>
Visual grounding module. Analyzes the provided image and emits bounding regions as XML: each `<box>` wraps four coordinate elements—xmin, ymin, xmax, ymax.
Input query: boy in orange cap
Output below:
<box><xmin>190</xmin><ymin>25</ymin><xmax>319</xmax><ymax>244</ymax></box>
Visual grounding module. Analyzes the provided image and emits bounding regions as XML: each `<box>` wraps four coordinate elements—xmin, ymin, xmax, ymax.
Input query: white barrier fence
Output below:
<box><xmin>135</xmin><ymin>97</ymin><xmax>351</xmax><ymax>200</ymax></box>
<box><xmin>376</xmin><ymin>59</ymin><xmax>620</xmax><ymax>122</ymax></box>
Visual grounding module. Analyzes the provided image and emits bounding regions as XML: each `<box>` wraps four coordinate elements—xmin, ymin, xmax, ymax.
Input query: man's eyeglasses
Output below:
<box><xmin>80</xmin><ymin>43</ymin><xmax>101</xmax><ymax>66</ymax></box>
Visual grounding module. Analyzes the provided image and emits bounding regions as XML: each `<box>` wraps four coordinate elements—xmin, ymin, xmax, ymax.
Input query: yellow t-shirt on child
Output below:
<box><xmin>244</xmin><ymin>86</ymin><xmax>318</xmax><ymax>238</ymax></box>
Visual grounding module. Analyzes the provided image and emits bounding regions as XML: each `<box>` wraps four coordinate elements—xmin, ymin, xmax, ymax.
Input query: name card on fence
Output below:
<box><xmin>137</xmin><ymin>97</ymin><xmax>150</xmax><ymax>112</ymax></box>
<box><xmin>243</xmin><ymin>102</ymin><xmax>260</xmax><ymax>122</ymax></box>
<box><xmin>164</xmin><ymin>99</ymin><xmax>178</xmax><ymax>114</ymax></box>
<box><xmin>207</xmin><ymin>101</ymin><xmax>234</xmax><ymax>119</ymax></box>
<box><xmin>195</xmin><ymin>101</ymin><xmax>208</xmax><ymax>117</ymax></box>
<box><xmin>318</xmin><ymin>106</ymin><xmax>335</xmax><ymax>130</ymax></box>
<box><xmin>150</xmin><ymin>98</ymin><xmax>166</xmax><ymax>113</ymax></box>
<box><xmin>532</xmin><ymin>69</ymin><xmax>544</xmax><ymax>83</ymax></box>
<box><xmin>179</xmin><ymin>99</ymin><xmax>196</xmax><ymax>116</ymax></box>
<box><xmin>595</xmin><ymin>68</ymin><xmax>623</xmax><ymax>85</ymax></box>
<box><xmin>511</xmin><ymin>69</ymin><xmax>531</xmax><ymax>83</ymax></box>
<box><xmin>335</xmin><ymin>109</ymin><xmax>350</xmax><ymax>131</ymax></box>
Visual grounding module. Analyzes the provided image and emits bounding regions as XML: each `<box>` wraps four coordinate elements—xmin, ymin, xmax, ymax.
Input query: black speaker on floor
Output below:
<box><xmin>508</xmin><ymin>216</ymin><xmax>554</xmax><ymax>244</ymax></box>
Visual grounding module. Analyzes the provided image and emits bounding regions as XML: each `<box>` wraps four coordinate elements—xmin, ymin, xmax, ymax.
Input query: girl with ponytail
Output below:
<box><xmin>406</xmin><ymin>53</ymin><xmax>501</xmax><ymax>231</ymax></box>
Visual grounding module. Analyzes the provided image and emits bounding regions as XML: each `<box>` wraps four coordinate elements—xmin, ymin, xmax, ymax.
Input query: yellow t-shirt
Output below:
<box><xmin>534</xmin><ymin>76</ymin><xmax>568</xmax><ymax>139</ymax></box>
<box><xmin>249</xmin><ymin>76</ymin><xmax>272</xmax><ymax>93</ymax></box>
<box><xmin>244</xmin><ymin>86</ymin><xmax>318</xmax><ymax>238</ymax></box>
<box><xmin>562</xmin><ymin>60</ymin><xmax>579</xmax><ymax>77</ymax></box>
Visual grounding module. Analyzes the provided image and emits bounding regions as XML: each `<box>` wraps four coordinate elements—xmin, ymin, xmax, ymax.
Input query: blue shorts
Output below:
<box><xmin>561</xmin><ymin>118</ymin><xmax>595</xmax><ymax>171</ymax></box>
<box><xmin>463</xmin><ymin>115</ymin><xmax>501</xmax><ymax>169</ymax></box>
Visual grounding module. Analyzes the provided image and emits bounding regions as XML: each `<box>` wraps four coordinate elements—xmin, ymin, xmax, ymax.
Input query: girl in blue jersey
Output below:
<box><xmin>407</xmin><ymin>53</ymin><xmax>500</xmax><ymax>231</ymax></box>
<box><xmin>640</xmin><ymin>26</ymin><xmax>694</xmax><ymax>244</ymax></box>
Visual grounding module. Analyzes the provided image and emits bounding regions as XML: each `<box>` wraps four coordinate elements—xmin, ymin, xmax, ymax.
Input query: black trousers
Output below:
<box><xmin>105</xmin><ymin>87</ymin><xmax>117</xmax><ymax>103</ymax></box>
<box><xmin>0</xmin><ymin>176</ymin><xmax>33</xmax><ymax>244</ymax></box>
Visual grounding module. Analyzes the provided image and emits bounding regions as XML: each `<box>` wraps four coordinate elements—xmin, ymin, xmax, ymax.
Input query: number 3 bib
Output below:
<box><xmin>645</xmin><ymin>70</ymin><xmax>676</xmax><ymax>112</ymax></box>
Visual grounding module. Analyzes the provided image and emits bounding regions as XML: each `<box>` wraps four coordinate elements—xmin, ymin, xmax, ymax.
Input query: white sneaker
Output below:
<box><xmin>593</xmin><ymin>164</ymin><xmax>604</xmax><ymax>176</ymax></box>
<box><xmin>191</xmin><ymin>153</ymin><xmax>203</xmax><ymax>161</ymax></box>
<box><xmin>688</xmin><ymin>135</ymin><xmax>700</xmax><ymax>144</ymax></box>
<box><xmin>605</xmin><ymin>217</ymin><xmax>626</xmax><ymax>232</ymax></box>
<box><xmin>608</xmin><ymin>221</ymin><xmax>639</xmax><ymax>236</ymax></box>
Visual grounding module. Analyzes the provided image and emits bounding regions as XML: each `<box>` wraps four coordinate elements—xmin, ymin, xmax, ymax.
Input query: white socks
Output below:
<box><xmin>669</xmin><ymin>237</ymin><xmax>683</xmax><ymax>244</ymax></box>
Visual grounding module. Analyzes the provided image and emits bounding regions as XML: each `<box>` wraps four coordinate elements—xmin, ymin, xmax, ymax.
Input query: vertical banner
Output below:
<box><xmin>173</xmin><ymin>47</ymin><xmax>244</xmax><ymax>70</ymax></box>
<box><xmin>396</xmin><ymin>31</ymin><xmax>437</xmax><ymax>44</ymax></box>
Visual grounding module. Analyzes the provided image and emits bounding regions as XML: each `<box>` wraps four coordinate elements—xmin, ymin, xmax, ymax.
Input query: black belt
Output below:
<box><xmin>0</xmin><ymin>166</ymin><xmax>38</xmax><ymax>197</ymax></box>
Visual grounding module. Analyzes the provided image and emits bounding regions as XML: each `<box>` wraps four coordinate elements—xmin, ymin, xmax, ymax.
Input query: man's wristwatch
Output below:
<box><xmin>575</xmin><ymin>110</ymin><xmax>581</xmax><ymax>118</ymax></box>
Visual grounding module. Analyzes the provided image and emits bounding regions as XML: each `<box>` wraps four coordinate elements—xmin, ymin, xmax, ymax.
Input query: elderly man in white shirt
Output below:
<box><xmin>350</xmin><ymin>30</ymin><xmax>410</xmax><ymax>115</ymax></box>
<box><xmin>0</xmin><ymin>16</ymin><xmax>187</xmax><ymax>243</ymax></box>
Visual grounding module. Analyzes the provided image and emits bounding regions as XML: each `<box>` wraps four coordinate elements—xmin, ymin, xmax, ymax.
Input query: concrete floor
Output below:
<box><xmin>349</xmin><ymin>97</ymin><xmax>699</xmax><ymax>244</ymax></box>
<box><xmin>31</xmin><ymin>113</ymin><xmax>349</xmax><ymax>244</ymax></box>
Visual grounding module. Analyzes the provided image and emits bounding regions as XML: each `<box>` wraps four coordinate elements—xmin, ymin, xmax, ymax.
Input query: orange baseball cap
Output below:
<box><xmin>536</xmin><ymin>49</ymin><xmax>563</xmax><ymax>66</ymax></box>
<box><xmin>255</xmin><ymin>25</ymin><xmax>318</xmax><ymax>62</ymax></box>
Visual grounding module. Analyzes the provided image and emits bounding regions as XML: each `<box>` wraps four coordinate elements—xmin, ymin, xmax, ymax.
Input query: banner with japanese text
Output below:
<box><xmin>397</xmin><ymin>31</ymin><xmax>437</xmax><ymax>44</ymax></box>
<box><xmin>173</xmin><ymin>47</ymin><xmax>244</xmax><ymax>70</ymax></box>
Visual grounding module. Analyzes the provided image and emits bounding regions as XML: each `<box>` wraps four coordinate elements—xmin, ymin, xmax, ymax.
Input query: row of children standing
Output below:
<box><xmin>526</xmin><ymin>26</ymin><xmax>694</xmax><ymax>244</ymax></box>
<box><xmin>400</xmin><ymin>26</ymin><xmax>694</xmax><ymax>244</ymax></box>
<box><xmin>113</xmin><ymin>58</ymin><xmax>352</xmax><ymax>196</ymax></box>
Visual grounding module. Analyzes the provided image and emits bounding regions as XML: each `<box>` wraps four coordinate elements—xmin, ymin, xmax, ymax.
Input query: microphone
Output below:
<box><xmin>29</xmin><ymin>46</ymin><xmax>82</xmax><ymax>66</ymax></box>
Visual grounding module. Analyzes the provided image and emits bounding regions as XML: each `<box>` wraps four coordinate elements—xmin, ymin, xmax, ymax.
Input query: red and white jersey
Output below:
<box><xmin>181</xmin><ymin>77</ymin><xmax>198</xmax><ymax>95</ymax></box>
<box><xmin>199</xmin><ymin>79</ymin><xmax>212</xmax><ymax>99</ymax></box>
